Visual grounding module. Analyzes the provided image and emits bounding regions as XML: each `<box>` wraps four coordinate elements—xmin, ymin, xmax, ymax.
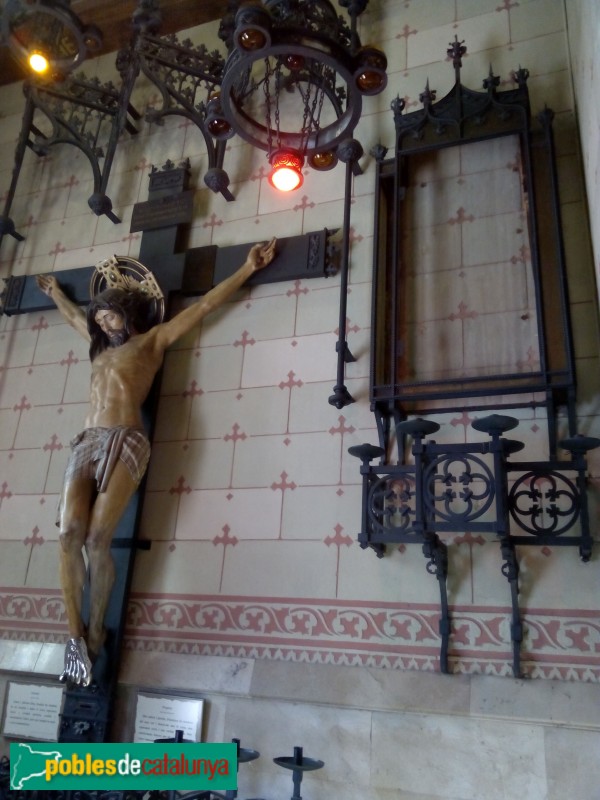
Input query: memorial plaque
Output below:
<box><xmin>133</xmin><ymin>692</ymin><xmax>204</xmax><ymax>743</ymax></box>
<box><xmin>2</xmin><ymin>682</ymin><xmax>63</xmax><ymax>741</ymax></box>
<box><xmin>130</xmin><ymin>190</ymin><xmax>194</xmax><ymax>232</ymax></box>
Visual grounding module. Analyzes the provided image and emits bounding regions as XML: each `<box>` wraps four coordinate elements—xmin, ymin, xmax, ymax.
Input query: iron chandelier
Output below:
<box><xmin>1</xmin><ymin>0</ymin><xmax>103</xmax><ymax>80</ymax></box>
<box><xmin>207</xmin><ymin>0</ymin><xmax>388</xmax><ymax>190</ymax></box>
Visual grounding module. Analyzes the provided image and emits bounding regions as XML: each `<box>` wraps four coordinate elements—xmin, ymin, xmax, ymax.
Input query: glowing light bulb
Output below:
<box><xmin>268</xmin><ymin>151</ymin><xmax>304</xmax><ymax>192</ymax></box>
<box><xmin>29</xmin><ymin>51</ymin><xmax>49</xmax><ymax>73</ymax></box>
<box><xmin>270</xmin><ymin>166</ymin><xmax>302</xmax><ymax>192</ymax></box>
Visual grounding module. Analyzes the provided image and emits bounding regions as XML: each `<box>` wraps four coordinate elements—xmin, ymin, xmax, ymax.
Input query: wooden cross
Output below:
<box><xmin>1</xmin><ymin>158</ymin><xmax>335</xmax><ymax>742</ymax></box>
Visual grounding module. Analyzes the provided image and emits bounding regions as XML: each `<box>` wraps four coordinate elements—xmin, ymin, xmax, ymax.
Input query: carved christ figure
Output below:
<box><xmin>36</xmin><ymin>239</ymin><xmax>277</xmax><ymax>686</ymax></box>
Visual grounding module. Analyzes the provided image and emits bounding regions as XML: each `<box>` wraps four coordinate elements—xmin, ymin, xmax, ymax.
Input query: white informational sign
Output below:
<box><xmin>2</xmin><ymin>682</ymin><xmax>63</xmax><ymax>742</ymax></box>
<box><xmin>134</xmin><ymin>692</ymin><xmax>204</xmax><ymax>743</ymax></box>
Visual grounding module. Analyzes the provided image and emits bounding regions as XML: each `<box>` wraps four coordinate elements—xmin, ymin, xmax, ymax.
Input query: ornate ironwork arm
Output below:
<box><xmin>350</xmin><ymin>415</ymin><xmax>600</xmax><ymax>676</ymax></box>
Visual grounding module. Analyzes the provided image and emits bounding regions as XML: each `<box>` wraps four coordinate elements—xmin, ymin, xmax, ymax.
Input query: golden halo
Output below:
<box><xmin>89</xmin><ymin>255</ymin><xmax>165</xmax><ymax>324</ymax></box>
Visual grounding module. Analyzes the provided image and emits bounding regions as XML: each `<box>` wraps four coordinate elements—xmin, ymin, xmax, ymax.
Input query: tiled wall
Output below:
<box><xmin>1</xmin><ymin>1</ymin><xmax>600</xmax><ymax>795</ymax></box>
<box><xmin>0</xmin><ymin>0</ymin><xmax>598</xmax><ymax>678</ymax></box>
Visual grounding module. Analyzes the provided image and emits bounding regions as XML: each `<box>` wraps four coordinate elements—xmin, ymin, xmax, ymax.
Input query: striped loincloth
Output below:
<box><xmin>64</xmin><ymin>426</ymin><xmax>151</xmax><ymax>492</ymax></box>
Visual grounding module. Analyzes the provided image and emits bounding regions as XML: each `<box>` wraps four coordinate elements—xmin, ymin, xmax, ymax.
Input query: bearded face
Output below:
<box><xmin>106</xmin><ymin>329</ymin><xmax>129</xmax><ymax>347</ymax></box>
<box><xmin>87</xmin><ymin>289</ymin><xmax>152</xmax><ymax>361</ymax></box>
<box><xmin>94</xmin><ymin>310</ymin><xmax>129</xmax><ymax>347</ymax></box>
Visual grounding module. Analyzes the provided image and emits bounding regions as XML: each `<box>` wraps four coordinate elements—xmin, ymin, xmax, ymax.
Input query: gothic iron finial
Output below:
<box><xmin>483</xmin><ymin>65</ymin><xmax>500</xmax><ymax>93</ymax></box>
<box><xmin>370</xmin><ymin>142</ymin><xmax>388</xmax><ymax>162</ymax></box>
<box><xmin>447</xmin><ymin>35</ymin><xmax>467</xmax><ymax>72</ymax></box>
<box><xmin>391</xmin><ymin>94</ymin><xmax>406</xmax><ymax>126</ymax></box>
<box><xmin>513</xmin><ymin>66</ymin><xmax>530</xmax><ymax>87</ymax></box>
<box><xmin>419</xmin><ymin>79</ymin><xmax>436</xmax><ymax>108</ymax></box>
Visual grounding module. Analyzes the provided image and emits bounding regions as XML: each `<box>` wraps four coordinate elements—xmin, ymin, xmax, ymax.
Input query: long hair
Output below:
<box><xmin>87</xmin><ymin>289</ymin><xmax>154</xmax><ymax>361</ymax></box>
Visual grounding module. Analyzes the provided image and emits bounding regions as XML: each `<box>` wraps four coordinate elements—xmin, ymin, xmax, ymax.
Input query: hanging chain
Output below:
<box><xmin>273</xmin><ymin>57</ymin><xmax>282</xmax><ymax>150</ymax></box>
<box><xmin>312</xmin><ymin>64</ymin><xmax>327</xmax><ymax>148</ymax></box>
<box><xmin>263</xmin><ymin>56</ymin><xmax>275</xmax><ymax>156</ymax></box>
<box><xmin>297</xmin><ymin>59</ymin><xmax>328</xmax><ymax>152</ymax></box>
<box><xmin>263</xmin><ymin>54</ymin><xmax>334</xmax><ymax>154</ymax></box>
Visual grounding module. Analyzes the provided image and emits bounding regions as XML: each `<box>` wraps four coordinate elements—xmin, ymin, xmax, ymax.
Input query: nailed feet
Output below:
<box><xmin>59</xmin><ymin>637</ymin><xmax>93</xmax><ymax>687</ymax></box>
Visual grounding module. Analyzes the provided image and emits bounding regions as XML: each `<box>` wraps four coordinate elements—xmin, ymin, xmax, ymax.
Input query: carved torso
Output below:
<box><xmin>85</xmin><ymin>329</ymin><xmax>163</xmax><ymax>429</ymax></box>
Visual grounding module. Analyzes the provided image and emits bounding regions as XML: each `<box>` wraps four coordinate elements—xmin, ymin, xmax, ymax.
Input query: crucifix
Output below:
<box><xmin>1</xmin><ymin>158</ymin><xmax>337</xmax><ymax>742</ymax></box>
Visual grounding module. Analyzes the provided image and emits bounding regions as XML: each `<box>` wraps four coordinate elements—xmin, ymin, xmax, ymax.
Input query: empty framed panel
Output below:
<box><xmin>371</xmin><ymin>58</ymin><xmax>575</xmax><ymax>453</ymax></box>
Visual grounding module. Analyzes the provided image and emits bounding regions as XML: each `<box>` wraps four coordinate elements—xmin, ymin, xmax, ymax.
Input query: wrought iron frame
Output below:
<box><xmin>370</xmin><ymin>38</ymin><xmax>576</xmax><ymax>456</ymax></box>
<box><xmin>352</xmin><ymin>40</ymin><xmax>599</xmax><ymax>678</ymax></box>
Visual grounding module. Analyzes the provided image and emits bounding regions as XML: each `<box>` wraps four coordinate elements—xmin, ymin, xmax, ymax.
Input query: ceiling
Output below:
<box><xmin>0</xmin><ymin>0</ymin><xmax>230</xmax><ymax>87</ymax></box>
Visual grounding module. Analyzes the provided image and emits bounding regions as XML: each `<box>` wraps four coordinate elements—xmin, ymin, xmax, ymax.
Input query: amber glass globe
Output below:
<box><xmin>238</xmin><ymin>28</ymin><xmax>267</xmax><ymax>51</ymax></box>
